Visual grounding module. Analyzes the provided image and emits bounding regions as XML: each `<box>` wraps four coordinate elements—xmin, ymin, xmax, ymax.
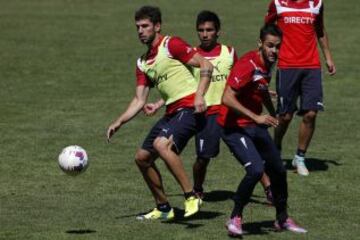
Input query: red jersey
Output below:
<box><xmin>217</xmin><ymin>50</ymin><xmax>272</xmax><ymax>128</ymax></box>
<box><xmin>196</xmin><ymin>44</ymin><xmax>238</xmax><ymax>115</ymax></box>
<box><xmin>265</xmin><ymin>0</ymin><xmax>323</xmax><ymax>68</ymax></box>
<box><xmin>136</xmin><ymin>35</ymin><xmax>197</xmax><ymax>114</ymax></box>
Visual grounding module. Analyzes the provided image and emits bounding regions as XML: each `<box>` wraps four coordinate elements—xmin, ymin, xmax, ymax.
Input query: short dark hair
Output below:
<box><xmin>260</xmin><ymin>23</ymin><xmax>282</xmax><ymax>41</ymax></box>
<box><xmin>196</xmin><ymin>10</ymin><xmax>221</xmax><ymax>31</ymax></box>
<box><xmin>135</xmin><ymin>6</ymin><xmax>162</xmax><ymax>24</ymax></box>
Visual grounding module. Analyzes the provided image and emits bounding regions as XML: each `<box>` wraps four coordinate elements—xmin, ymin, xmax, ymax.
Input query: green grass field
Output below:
<box><xmin>1</xmin><ymin>0</ymin><xmax>359</xmax><ymax>239</ymax></box>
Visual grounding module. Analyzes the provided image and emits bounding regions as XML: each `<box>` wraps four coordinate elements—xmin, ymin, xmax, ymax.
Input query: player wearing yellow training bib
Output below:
<box><xmin>191</xmin><ymin>11</ymin><xmax>237</xmax><ymax>199</ymax></box>
<box><xmin>191</xmin><ymin>11</ymin><xmax>275</xmax><ymax>203</ymax></box>
<box><xmin>107</xmin><ymin>6</ymin><xmax>213</xmax><ymax>221</ymax></box>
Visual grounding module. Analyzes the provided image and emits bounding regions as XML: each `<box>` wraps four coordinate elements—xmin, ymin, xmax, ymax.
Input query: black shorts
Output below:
<box><xmin>141</xmin><ymin>108</ymin><xmax>205</xmax><ymax>154</ymax></box>
<box><xmin>195</xmin><ymin>114</ymin><xmax>221</xmax><ymax>159</ymax></box>
<box><xmin>221</xmin><ymin>125</ymin><xmax>282</xmax><ymax>170</ymax></box>
<box><xmin>276</xmin><ymin>68</ymin><xmax>323</xmax><ymax>115</ymax></box>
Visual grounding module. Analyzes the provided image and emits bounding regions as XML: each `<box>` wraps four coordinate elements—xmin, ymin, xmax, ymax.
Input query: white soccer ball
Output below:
<box><xmin>58</xmin><ymin>145</ymin><xmax>89</xmax><ymax>175</ymax></box>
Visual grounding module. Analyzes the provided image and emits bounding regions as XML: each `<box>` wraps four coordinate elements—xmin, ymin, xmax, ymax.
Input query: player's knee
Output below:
<box><xmin>153</xmin><ymin>137</ymin><xmax>169</xmax><ymax>153</ymax></box>
<box><xmin>134</xmin><ymin>150</ymin><xmax>152</xmax><ymax>168</ymax></box>
<box><xmin>303</xmin><ymin>111</ymin><xmax>317</xmax><ymax>124</ymax></box>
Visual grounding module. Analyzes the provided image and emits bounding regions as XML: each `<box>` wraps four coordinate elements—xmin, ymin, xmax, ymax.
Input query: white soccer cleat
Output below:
<box><xmin>292</xmin><ymin>155</ymin><xmax>309</xmax><ymax>176</ymax></box>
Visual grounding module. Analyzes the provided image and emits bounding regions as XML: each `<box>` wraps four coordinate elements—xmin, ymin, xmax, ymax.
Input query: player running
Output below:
<box><xmin>218</xmin><ymin>24</ymin><xmax>307</xmax><ymax>236</ymax></box>
<box><xmin>107</xmin><ymin>6</ymin><xmax>213</xmax><ymax>220</ymax></box>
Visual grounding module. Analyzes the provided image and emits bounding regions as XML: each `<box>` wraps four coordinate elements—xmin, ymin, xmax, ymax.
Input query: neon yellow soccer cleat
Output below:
<box><xmin>136</xmin><ymin>208</ymin><xmax>175</xmax><ymax>220</ymax></box>
<box><xmin>184</xmin><ymin>196</ymin><xmax>202</xmax><ymax>218</ymax></box>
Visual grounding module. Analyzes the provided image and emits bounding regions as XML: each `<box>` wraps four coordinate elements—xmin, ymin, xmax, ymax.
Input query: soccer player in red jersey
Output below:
<box><xmin>265</xmin><ymin>0</ymin><xmax>336</xmax><ymax>176</ymax></box>
<box><xmin>218</xmin><ymin>24</ymin><xmax>307</xmax><ymax>236</ymax></box>
<box><xmin>107</xmin><ymin>6</ymin><xmax>213</xmax><ymax>220</ymax></box>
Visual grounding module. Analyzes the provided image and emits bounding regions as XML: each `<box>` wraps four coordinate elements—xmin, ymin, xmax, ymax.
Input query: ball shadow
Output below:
<box><xmin>66</xmin><ymin>229</ymin><xmax>96</xmax><ymax>234</ymax></box>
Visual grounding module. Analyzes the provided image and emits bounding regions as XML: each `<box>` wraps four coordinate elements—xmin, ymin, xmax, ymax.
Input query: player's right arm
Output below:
<box><xmin>222</xmin><ymin>60</ymin><xmax>278</xmax><ymax>128</ymax></box>
<box><xmin>222</xmin><ymin>85</ymin><xmax>278</xmax><ymax>127</ymax></box>
<box><xmin>107</xmin><ymin>83</ymin><xmax>150</xmax><ymax>142</ymax></box>
<box><xmin>186</xmin><ymin>53</ymin><xmax>213</xmax><ymax>113</ymax></box>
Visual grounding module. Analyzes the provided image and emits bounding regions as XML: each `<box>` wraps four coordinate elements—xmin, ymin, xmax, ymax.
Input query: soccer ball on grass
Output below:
<box><xmin>58</xmin><ymin>145</ymin><xmax>89</xmax><ymax>175</ymax></box>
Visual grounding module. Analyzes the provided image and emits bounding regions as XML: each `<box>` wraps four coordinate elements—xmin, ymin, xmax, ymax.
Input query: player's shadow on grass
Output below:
<box><xmin>203</xmin><ymin>190</ymin><xmax>234</xmax><ymax>202</ymax></box>
<box><xmin>66</xmin><ymin>229</ymin><xmax>96</xmax><ymax>234</ymax></box>
<box><xmin>283</xmin><ymin>158</ymin><xmax>341</xmax><ymax>172</ymax></box>
<box><xmin>117</xmin><ymin>208</ymin><xmax>223</xmax><ymax>229</ymax></box>
<box><xmin>166</xmin><ymin>190</ymin><xmax>234</xmax><ymax>202</ymax></box>
<box><xmin>204</xmin><ymin>190</ymin><xmax>270</xmax><ymax>206</ymax></box>
<box><xmin>242</xmin><ymin>220</ymin><xmax>276</xmax><ymax>236</ymax></box>
<box><xmin>116</xmin><ymin>208</ymin><xmax>223</xmax><ymax>224</ymax></box>
<box><xmin>249</xmin><ymin>194</ymin><xmax>273</xmax><ymax>206</ymax></box>
<box><xmin>162</xmin><ymin>208</ymin><xmax>224</xmax><ymax>229</ymax></box>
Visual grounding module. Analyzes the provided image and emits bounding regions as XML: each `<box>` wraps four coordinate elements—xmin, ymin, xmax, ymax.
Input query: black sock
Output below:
<box><xmin>230</xmin><ymin>203</ymin><xmax>244</xmax><ymax>219</ymax></box>
<box><xmin>157</xmin><ymin>202</ymin><xmax>171</xmax><ymax>212</ymax></box>
<box><xmin>296</xmin><ymin>149</ymin><xmax>306</xmax><ymax>157</ymax></box>
<box><xmin>276</xmin><ymin>210</ymin><xmax>288</xmax><ymax>224</ymax></box>
<box><xmin>184</xmin><ymin>191</ymin><xmax>195</xmax><ymax>199</ymax></box>
<box><xmin>193</xmin><ymin>186</ymin><xmax>203</xmax><ymax>193</ymax></box>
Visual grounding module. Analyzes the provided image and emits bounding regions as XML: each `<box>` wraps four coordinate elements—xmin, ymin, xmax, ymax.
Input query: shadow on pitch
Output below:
<box><xmin>161</xmin><ymin>208</ymin><xmax>224</xmax><ymax>229</ymax></box>
<box><xmin>117</xmin><ymin>208</ymin><xmax>223</xmax><ymax>229</ymax></box>
<box><xmin>249</xmin><ymin>194</ymin><xmax>273</xmax><ymax>206</ymax></box>
<box><xmin>203</xmin><ymin>190</ymin><xmax>271</xmax><ymax>207</ymax></box>
<box><xmin>202</xmin><ymin>190</ymin><xmax>234</xmax><ymax>202</ymax></box>
<box><xmin>166</xmin><ymin>190</ymin><xmax>234</xmax><ymax>202</ymax></box>
<box><xmin>66</xmin><ymin>229</ymin><xmax>96</xmax><ymax>234</ymax></box>
<box><xmin>116</xmin><ymin>208</ymin><xmax>223</xmax><ymax>220</ymax></box>
<box><xmin>283</xmin><ymin>158</ymin><xmax>341</xmax><ymax>172</ymax></box>
<box><xmin>242</xmin><ymin>220</ymin><xmax>276</xmax><ymax>236</ymax></box>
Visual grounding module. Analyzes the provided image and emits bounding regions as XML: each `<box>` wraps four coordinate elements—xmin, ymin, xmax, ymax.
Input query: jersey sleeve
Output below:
<box><xmin>265</xmin><ymin>0</ymin><xmax>277</xmax><ymax>24</ymax></box>
<box><xmin>315</xmin><ymin>4</ymin><xmax>325</xmax><ymax>37</ymax></box>
<box><xmin>135</xmin><ymin>66</ymin><xmax>153</xmax><ymax>87</ymax></box>
<box><xmin>167</xmin><ymin>37</ymin><xmax>197</xmax><ymax>63</ymax></box>
<box><xmin>227</xmin><ymin>60</ymin><xmax>254</xmax><ymax>91</ymax></box>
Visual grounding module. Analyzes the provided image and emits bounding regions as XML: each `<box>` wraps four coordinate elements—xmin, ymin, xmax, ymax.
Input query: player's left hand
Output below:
<box><xmin>255</xmin><ymin>114</ymin><xmax>279</xmax><ymax>128</ymax></box>
<box><xmin>194</xmin><ymin>94</ymin><xmax>207</xmax><ymax>113</ymax></box>
<box><xmin>326</xmin><ymin>60</ymin><xmax>336</xmax><ymax>76</ymax></box>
